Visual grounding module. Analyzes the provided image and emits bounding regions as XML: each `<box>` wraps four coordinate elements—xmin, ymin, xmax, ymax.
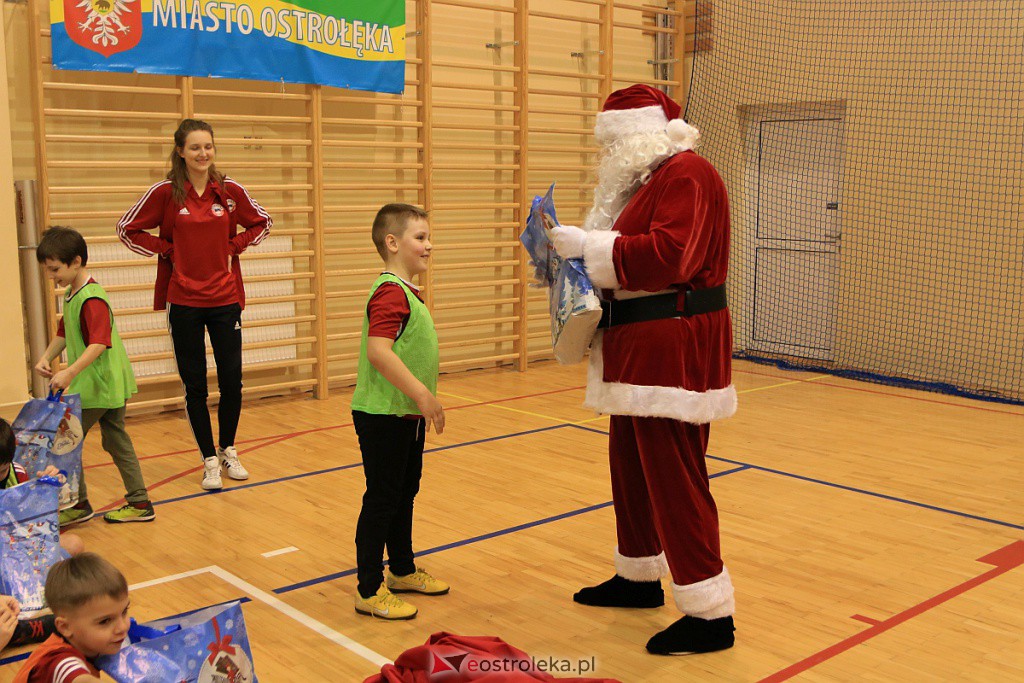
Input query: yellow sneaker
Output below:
<box><xmin>354</xmin><ymin>585</ymin><xmax>417</xmax><ymax>620</ymax></box>
<box><xmin>386</xmin><ymin>567</ymin><xmax>450</xmax><ymax>596</ymax></box>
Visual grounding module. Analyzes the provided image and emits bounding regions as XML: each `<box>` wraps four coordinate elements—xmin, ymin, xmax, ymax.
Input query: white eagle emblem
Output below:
<box><xmin>75</xmin><ymin>0</ymin><xmax>138</xmax><ymax>48</ymax></box>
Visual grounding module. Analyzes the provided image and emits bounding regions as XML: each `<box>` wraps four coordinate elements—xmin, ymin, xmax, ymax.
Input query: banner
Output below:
<box><xmin>50</xmin><ymin>0</ymin><xmax>405</xmax><ymax>94</ymax></box>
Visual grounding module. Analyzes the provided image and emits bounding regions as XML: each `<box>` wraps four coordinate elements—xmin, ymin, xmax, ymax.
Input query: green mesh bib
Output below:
<box><xmin>61</xmin><ymin>282</ymin><xmax>137</xmax><ymax>410</ymax></box>
<box><xmin>351</xmin><ymin>274</ymin><xmax>438</xmax><ymax>415</ymax></box>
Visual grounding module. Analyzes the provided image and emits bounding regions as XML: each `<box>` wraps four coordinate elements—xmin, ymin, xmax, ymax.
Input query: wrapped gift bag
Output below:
<box><xmin>12</xmin><ymin>391</ymin><xmax>84</xmax><ymax>510</ymax></box>
<box><xmin>0</xmin><ymin>478</ymin><xmax>64</xmax><ymax>617</ymax></box>
<box><xmin>520</xmin><ymin>184</ymin><xmax>602</xmax><ymax>365</ymax></box>
<box><xmin>96</xmin><ymin>601</ymin><xmax>258</xmax><ymax>683</ymax></box>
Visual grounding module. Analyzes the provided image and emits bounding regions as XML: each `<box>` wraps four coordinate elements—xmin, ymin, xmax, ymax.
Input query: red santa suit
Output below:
<box><xmin>570</xmin><ymin>86</ymin><xmax>737</xmax><ymax>621</ymax></box>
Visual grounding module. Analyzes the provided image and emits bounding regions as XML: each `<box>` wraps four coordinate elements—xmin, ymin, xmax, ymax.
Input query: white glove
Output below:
<box><xmin>550</xmin><ymin>225</ymin><xmax>587</xmax><ymax>259</ymax></box>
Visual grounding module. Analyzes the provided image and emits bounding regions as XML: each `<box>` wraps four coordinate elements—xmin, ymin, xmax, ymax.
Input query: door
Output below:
<box><xmin>749</xmin><ymin>116</ymin><xmax>842</xmax><ymax>361</ymax></box>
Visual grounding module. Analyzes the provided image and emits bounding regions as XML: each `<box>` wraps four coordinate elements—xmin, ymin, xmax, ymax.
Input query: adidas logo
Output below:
<box><xmin>234</xmin><ymin>322</ymin><xmax>241</xmax><ymax>330</ymax></box>
<box><xmin>178</xmin><ymin>207</ymin><xmax>190</xmax><ymax>215</ymax></box>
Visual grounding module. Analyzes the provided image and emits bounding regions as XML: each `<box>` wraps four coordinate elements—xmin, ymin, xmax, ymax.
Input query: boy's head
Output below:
<box><xmin>46</xmin><ymin>552</ymin><xmax>130</xmax><ymax>658</ymax></box>
<box><xmin>36</xmin><ymin>226</ymin><xmax>88</xmax><ymax>288</ymax></box>
<box><xmin>372</xmin><ymin>204</ymin><xmax>431</xmax><ymax>273</ymax></box>
<box><xmin>0</xmin><ymin>418</ymin><xmax>14</xmax><ymax>481</ymax></box>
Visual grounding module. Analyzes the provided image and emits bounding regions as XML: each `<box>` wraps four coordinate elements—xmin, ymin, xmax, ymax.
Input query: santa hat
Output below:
<box><xmin>594</xmin><ymin>83</ymin><xmax>700</xmax><ymax>148</ymax></box>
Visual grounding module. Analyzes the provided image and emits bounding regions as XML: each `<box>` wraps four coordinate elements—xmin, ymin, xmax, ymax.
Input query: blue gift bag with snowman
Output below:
<box><xmin>520</xmin><ymin>184</ymin><xmax>602</xmax><ymax>364</ymax></box>
<box><xmin>12</xmin><ymin>391</ymin><xmax>84</xmax><ymax>510</ymax></box>
<box><xmin>0</xmin><ymin>478</ymin><xmax>65</xmax><ymax>617</ymax></box>
<box><xmin>96</xmin><ymin>601</ymin><xmax>258</xmax><ymax>683</ymax></box>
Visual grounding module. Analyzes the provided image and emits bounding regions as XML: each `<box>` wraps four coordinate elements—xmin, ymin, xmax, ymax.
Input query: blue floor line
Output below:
<box><xmin>0</xmin><ymin>652</ymin><xmax>27</xmax><ymax>666</ymax></box>
<box><xmin>713</xmin><ymin>456</ymin><xmax>1024</xmax><ymax>531</ymax></box>
<box><xmin>154</xmin><ymin>424</ymin><xmax>571</xmax><ymax>507</ymax></box>
<box><xmin>272</xmin><ymin>464</ymin><xmax>752</xmax><ymax>595</ymax></box>
<box><xmin>566</xmin><ymin>424</ymin><xmax>1023</xmax><ymax>530</ymax></box>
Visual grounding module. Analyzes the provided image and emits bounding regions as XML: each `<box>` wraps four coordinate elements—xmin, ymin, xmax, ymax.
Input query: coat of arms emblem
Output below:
<box><xmin>63</xmin><ymin>0</ymin><xmax>141</xmax><ymax>58</ymax></box>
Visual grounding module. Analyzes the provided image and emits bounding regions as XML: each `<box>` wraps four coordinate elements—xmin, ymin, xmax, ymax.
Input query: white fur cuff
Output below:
<box><xmin>615</xmin><ymin>547</ymin><xmax>669</xmax><ymax>581</ymax></box>
<box><xmin>583</xmin><ymin>230</ymin><xmax>620</xmax><ymax>290</ymax></box>
<box><xmin>671</xmin><ymin>566</ymin><xmax>735</xmax><ymax>618</ymax></box>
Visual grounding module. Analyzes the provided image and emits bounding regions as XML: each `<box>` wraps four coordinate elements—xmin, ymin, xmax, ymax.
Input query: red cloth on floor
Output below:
<box><xmin>364</xmin><ymin>632</ymin><xmax>622</xmax><ymax>683</ymax></box>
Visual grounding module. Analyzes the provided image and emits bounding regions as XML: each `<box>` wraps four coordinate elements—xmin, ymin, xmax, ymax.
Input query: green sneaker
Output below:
<box><xmin>58</xmin><ymin>502</ymin><xmax>94</xmax><ymax>527</ymax></box>
<box><xmin>103</xmin><ymin>502</ymin><xmax>155</xmax><ymax>524</ymax></box>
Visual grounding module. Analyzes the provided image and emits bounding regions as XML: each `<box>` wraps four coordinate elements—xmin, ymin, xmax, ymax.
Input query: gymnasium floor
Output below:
<box><xmin>1</xmin><ymin>359</ymin><xmax>1020</xmax><ymax>681</ymax></box>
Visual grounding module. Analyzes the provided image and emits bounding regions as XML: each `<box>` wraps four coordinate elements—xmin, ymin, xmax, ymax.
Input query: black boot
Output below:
<box><xmin>646</xmin><ymin>615</ymin><xmax>735</xmax><ymax>655</ymax></box>
<box><xmin>573</xmin><ymin>575</ymin><xmax>664</xmax><ymax>608</ymax></box>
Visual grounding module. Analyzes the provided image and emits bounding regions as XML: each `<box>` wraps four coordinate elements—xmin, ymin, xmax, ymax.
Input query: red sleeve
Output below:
<box><xmin>117</xmin><ymin>181</ymin><xmax>174</xmax><ymax>258</ymax></box>
<box><xmin>27</xmin><ymin>644</ymin><xmax>96</xmax><ymax>683</ymax></box>
<box><xmin>367</xmin><ymin>283</ymin><xmax>412</xmax><ymax>340</ymax></box>
<box><xmin>613</xmin><ymin>168</ymin><xmax>715</xmax><ymax>292</ymax></box>
<box><xmin>56</xmin><ymin>317</ymin><xmax>65</xmax><ymax>338</ymax></box>
<box><xmin>78</xmin><ymin>298</ymin><xmax>112</xmax><ymax>348</ymax></box>
<box><xmin>225</xmin><ymin>180</ymin><xmax>272</xmax><ymax>255</ymax></box>
<box><xmin>13</xmin><ymin>463</ymin><xmax>28</xmax><ymax>484</ymax></box>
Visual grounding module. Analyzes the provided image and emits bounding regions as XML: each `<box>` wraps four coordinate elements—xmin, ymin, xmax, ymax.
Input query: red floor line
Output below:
<box><xmin>84</xmin><ymin>385</ymin><xmax>587</xmax><ymax>471</ymax></box>
<box><xmin>734</xmin><ymin>367</ymin><xmax>1023</xmax><ymax>416</ymax></box>
<box><xmin>849</xmin><ymin>615</ymin><xmax>881</xmax><ymax>626</ymax></box>
<box><xmin>96</xmin><ymin>434</ymin><xmax>302</xmax><ymax>512</ymax></box>
<box><xmin>95</xmin><ymin>465</ymin><xmax>204</xmax><ymax>514</ymax></box>
<box><xmin>758</xmin><ymin>541</ymin><xmax>1024</xmax><ymax>682</ymax></box>
<box><xmin>94</xmin><ymin>385</ymin><xmax>591</xmax><ymax>508</ymax></box>
<box><xmin>84</xmin><ymin>434</ymin><xmax>284</xmax><ymax>470</ymax></box>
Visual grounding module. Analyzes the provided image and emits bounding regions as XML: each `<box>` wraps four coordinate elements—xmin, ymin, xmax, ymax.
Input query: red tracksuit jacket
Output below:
<box><xmin>117</xmin><ymin>177</ymin><xmax>271</xmax><ymax>310</ymax></box>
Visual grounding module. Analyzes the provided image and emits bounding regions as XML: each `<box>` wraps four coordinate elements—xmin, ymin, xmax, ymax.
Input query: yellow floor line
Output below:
<box><xmin>738</xmin><ymin>374</ymin><xmax>829</xmax><ymax>395</ymax></box>
<box><xmin>440</xmin><ymin>374</ymin><xmax>831</xmax><ymax>426</ymax></box>
<box><xmin>439</xmin><ymin>390</ymin><xmax>567</xmax><ymax>423</ymax></box>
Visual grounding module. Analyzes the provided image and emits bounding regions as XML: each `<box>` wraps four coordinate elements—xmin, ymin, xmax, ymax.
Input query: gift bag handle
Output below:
<box><xmin>46</xmin><ymin>389</ymin><xmax>64</xmax><ymax>403</ymax></box>
<box><xmin>37</xmin><ymin>469</ymin><xmax>68</xmax><ymax>487</ymax></box>
<box><xmin>128</xmin><ymin>618</ymin><xmax>182</xmax><ymax>644</ymax></box>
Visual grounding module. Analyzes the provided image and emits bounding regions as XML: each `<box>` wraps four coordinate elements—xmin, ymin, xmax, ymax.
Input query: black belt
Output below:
<box><xmin>597</xmin><ymin>285</ymin><xmax>727</xmax><ymax>329</ymax></box>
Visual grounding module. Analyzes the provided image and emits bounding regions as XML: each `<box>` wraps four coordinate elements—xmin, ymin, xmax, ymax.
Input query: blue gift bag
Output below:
<box><xmin>12</xmin><ymin>391</ymin><xmax>84</xmax><ymax>510</ymax></box>
<box><xmin>97</xmin><ymin>601</ymin><xmax>258</xmax><ymax>683</ymax></box>
<box><xmin>520</xmin><ymin>184</ymin><xmax>602</xmax><ymax>364</ymax></box>
<box><xmin>0</xmin><ymin>478</ymin><xmax>64</xmax><ymax>617</ymax></box>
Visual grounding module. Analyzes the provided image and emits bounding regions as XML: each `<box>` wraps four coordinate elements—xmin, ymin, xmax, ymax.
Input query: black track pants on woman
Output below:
<box><xmin>167</xmin><ymin>303</ymin><xmax>243</xmax><ymax>460</ymax></box>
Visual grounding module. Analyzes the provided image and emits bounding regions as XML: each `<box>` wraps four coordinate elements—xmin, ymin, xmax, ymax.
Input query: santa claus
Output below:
<box><xmin>550</xmin><ymin>84</ymin><xmax>737</xmax><ymax>655</ymax></box>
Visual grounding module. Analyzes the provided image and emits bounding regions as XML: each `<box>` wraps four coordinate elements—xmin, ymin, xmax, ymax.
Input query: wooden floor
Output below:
<box><xmin>1</xmin><ymin>359</ymin><xmax>1021</xmax><ymax>682</ymax></box>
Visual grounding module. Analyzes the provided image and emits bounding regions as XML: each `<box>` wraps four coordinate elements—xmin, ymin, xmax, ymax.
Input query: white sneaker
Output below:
<box><xmin>202</xmin><ymin>457</ymin><xmax>223</xmax><ymax>490</ymax></box>
<box><xmin>217</xmin><ymin>446</ymin><xmax>249</xmax><ymax>480</ymax></box>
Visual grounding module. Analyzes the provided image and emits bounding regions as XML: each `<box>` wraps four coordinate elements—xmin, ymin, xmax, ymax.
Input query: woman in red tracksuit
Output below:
<box><xmin>117</xmin><ymin>119</ymin><xmax>271</xmax><ymax>491</ymax></box>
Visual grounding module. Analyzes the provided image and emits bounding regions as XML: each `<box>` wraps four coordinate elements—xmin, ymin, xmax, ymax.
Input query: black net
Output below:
<box><xmin>684</xmin><ymin>1</ymin><xmax>1023</xmax><ymax>404</ymax></box>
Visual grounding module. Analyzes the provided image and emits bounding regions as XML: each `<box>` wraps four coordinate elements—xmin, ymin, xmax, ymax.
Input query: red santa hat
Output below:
<box><xmin>594</xmin><ymin>83</ymin><xmax>700</xmax><ymax>148</ymax></box>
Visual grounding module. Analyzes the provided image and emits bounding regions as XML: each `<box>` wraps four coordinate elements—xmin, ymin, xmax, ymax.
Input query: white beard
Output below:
<box><xmin>582</xmin><ymin>131</ymin><xmax>693</xmax><ymax>233</ymax></box>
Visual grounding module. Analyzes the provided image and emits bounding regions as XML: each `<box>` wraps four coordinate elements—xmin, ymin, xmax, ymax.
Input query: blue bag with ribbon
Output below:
<box><xmin>0</xmin><ymin>478</ymin><xmax>65</xmax><ymax>617</ymax></box>
<box><xmin>12</xmin><ymin>391</ymin><xmax>84</xmax><ymax>510</ymax></box>
<box><xmin>96</xmin><ymin>601</ymin><xmax>258</xmax><ymax>683</ymax></box>
<box><xmin>520</xmin><ymin>184</ymin><xmax>602</xmax><ymax>364</ymax></box>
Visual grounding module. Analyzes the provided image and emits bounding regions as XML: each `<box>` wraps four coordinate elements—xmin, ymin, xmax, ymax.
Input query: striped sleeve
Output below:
<box><xmin>117</xmin><ymin>181</ymin><xmax>174</xmax><ymax>258</ymax></box>
<box><xmin>38</xmin><ymin>653</ymin><xmax>93</xmax><ymax>682</ymax></box>
<box><xmin>226</xmin><ymin>179</ymin><xmax>272</xmax><ymax>254</ymax></box>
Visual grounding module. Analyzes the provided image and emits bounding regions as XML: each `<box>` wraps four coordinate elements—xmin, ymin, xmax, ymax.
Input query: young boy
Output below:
<box><xmin>14</xmin><ymin>553</ymin><xmax>129</xmax><ymax>683</ymax></box>
<box><xmin>351</xmin><ymin>203</ymin><xmax>448</xmax><ymax>621</ymax></box>
<box><xmin>34</xmin><ymin>226</ymin><xmax>154</xmax><ymax>525</ymax></box>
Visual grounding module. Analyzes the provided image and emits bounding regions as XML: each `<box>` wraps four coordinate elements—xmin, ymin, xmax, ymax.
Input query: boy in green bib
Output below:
<box><xmin>351</xmin><ymin>204</ymin><xmax>448</xmax><ymax>621</ymax></box>
<box><xmin>34</xmin><ymin>227</ymin><xmax>154</xmax><ymax>526</ymax></box>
